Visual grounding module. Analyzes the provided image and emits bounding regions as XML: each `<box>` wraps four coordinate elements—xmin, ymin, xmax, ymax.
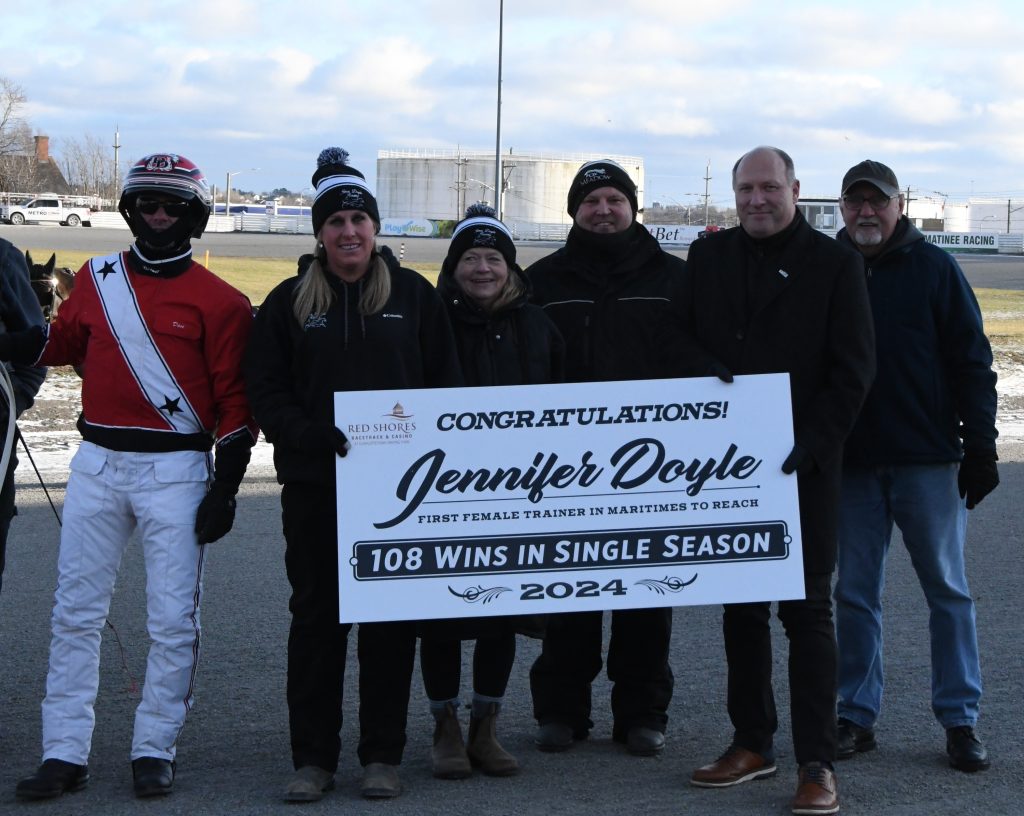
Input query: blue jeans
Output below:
<box><xmin>835</xmin><ymin>464</ymin><xmax>982</xmax><ymax>729</ymax></box>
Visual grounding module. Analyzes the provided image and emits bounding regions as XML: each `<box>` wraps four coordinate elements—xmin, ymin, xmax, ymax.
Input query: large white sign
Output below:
<box><xmin>923</xmin><ymin>231</ymin><xmax>1000</xmax><ymax>254</ymax></box>
<box><xmin>334</xmin><ymin>374</ymin><xmax>804</xmax><ymax>623</ymax></box>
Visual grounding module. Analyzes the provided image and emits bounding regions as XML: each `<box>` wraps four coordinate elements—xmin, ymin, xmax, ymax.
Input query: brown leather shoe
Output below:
<box><xmin>691</xmin><ymin>745</ymin><xmax>777</xmax><ymax>788</ymax></box>
<box><xmin>792</xmin><ymin>762</ymin><xmax>839</xmax><ymax>815</ymax></box>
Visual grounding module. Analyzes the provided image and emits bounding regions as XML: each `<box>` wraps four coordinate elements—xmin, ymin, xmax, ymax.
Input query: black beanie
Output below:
<box><xmin>311</xmin><ymin>147</ymin><xmax>381</xmax><ymax>234</ymax></box>
<box><xmin>446</xmin><ymin>203</ymin><xmax>516</xmax><ymax>267</ymax></box>
<box><xmin>566</xmin><ymin>159</ymin><xmax>638</xmax><ymax>217</ymax></box>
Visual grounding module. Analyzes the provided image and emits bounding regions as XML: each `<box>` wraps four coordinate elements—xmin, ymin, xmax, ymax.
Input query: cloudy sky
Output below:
<box><xmin>4</xmin><ymin>1</ymin><xmax>1023</xmax><ymax>208</ymax></box>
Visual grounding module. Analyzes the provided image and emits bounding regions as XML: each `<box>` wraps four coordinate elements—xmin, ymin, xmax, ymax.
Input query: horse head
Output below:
<box><xmin>25</xmin><ymin>251</ymin><xmax>76</xmax><ymax>322</ymax></box>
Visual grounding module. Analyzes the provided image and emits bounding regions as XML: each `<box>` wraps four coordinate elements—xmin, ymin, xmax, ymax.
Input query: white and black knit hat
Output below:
<box><xmin>311</xmin><ymin>147</ymin><xmax>380</xmax><ymax>234</ymax></box>
<box><xmin>566</xmin><ymin>159</ymin><xmax>638</xmax><ymax>217</ymax></box>
<box><xmin>446</xmin><ymin>203</ymin><xmax>517</xmax><ymax>266</ymax></box>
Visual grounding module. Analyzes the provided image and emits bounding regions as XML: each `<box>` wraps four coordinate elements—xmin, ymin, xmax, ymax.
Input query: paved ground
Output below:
<box><xmin>4</xmin><ymin>223</ymin><xmax>1023</xmax><ymax>290</ymax></box>
<box><xmin>0</xmin><ymin>222</ymin><xmax>1021</xmax><ymax>814</ymax></box>
<box><xmin>0</xmin><ymin>443</ymin><xmax>1021</xmax><ymax>815</ymax></box>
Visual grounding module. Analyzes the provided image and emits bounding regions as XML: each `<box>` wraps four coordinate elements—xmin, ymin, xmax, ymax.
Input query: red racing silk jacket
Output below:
<box><xmin>38</xmin><ymin>251</ymin><xmax>258</xmax><ymax>453</ymax></box>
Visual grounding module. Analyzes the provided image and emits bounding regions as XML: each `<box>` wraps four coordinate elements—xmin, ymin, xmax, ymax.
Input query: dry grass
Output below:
<box><xmin>974</xmin><ymin>288</ymin><xmax>1024</xmax><ymax>343</ymax></box>
<box><xmin>25</xmin><ymin>249</ymin><xmax>1024</xmax><ymax>341</ymax></box>
<box><xmin>26</xmin><ymin>248</ymin><xmax>442</xmax><ymax>305</ymax></box>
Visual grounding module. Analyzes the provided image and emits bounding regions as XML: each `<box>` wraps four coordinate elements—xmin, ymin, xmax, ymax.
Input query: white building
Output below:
<box><xmin>799</xmin><ymin>193</ymin><xmax>948</xmax><ymax>237</ymax></box>
<box><xmin>942</xmin><ymin>198</ymin><xmax>1024</xmax><ymax>233</ymax></box>
<box><xmin>376</xmin><ymin>149</ymin><xmax>644</xmax><ymax>239</ymax></box>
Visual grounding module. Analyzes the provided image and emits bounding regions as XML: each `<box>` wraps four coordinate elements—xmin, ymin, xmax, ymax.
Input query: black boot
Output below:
<box><xmin>15</xmin><ymin>759</ymin><xmax>89</xmax><ymax>800</ymax></box>
<box><xmin>132</xmin><ymin>756</ymin><xmax>175</xmax><ymax>797</ymax></box>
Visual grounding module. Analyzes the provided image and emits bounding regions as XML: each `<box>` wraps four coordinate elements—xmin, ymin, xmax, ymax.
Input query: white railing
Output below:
<box><xmin>88</xmin><ymin>212</ymin><xmax>129</xmax><ymax>229</ymax></box>
<box><xmin>508</xmin><ymin>221</ymin><xmax>570</xmax><ymax>241</ymax></box>
<box><xmin>999</xmin><ymin>233</ymin><xmax>1024</xmax><ymax>254</ymax></box>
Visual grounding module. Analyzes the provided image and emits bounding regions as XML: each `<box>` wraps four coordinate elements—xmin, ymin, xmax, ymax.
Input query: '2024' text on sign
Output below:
<box><xmin>334</xmin><ymin>374</ymin><xmax>804</xmax><ymax>623</ymax></box>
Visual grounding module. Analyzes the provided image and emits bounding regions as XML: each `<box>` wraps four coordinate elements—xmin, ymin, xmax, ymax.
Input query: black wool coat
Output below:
<box><xmin>681</xmin><ymin>214</ymin><xmax>876</xmax><ymax>573</ymax></box>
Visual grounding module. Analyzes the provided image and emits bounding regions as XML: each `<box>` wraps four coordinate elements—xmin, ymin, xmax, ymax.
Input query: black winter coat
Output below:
<box><xmin>422</xmin><ymin>265</ymin><xmax>563</xmax><ymax>641</ymax></box>
<box><xmin>681</xmin><ymin>214</ymin><xmax>876</xmax><ymax>573</ymax></box>
<box><xmin>837</xmin><ymin>219</ymin><xmax>997</xmax><ymax>464</ymax></box>
<box><xmin>525</xmin><ymin>223</ymin><xmax>689</xmax><ymax>382</ymax></box>
<box><xmin>244</xmin><ymin>247</ymin><xmax>462</xmax><ymax>485</ymax></box>
<box><xmin>436</xmin><ymin>266</ymin><xmax>564</xmax><ymax>387</ymax></box>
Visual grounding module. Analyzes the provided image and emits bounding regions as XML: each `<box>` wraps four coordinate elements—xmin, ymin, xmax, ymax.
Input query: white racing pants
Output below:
<box><xmin>41</xmin><ymin>442</ymin><xmax>210</xmax><ymax>764</ymax></box>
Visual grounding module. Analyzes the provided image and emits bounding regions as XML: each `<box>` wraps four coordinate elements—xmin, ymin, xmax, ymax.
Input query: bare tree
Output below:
<box><xmin>0</xmin><ymin>77</ymin><xmax>38</xmax><ymax>193</ymax></box>
<box><xmin>59</xmin><ymin>132</ymin><xmax>119</xmax><ymax>207</ymax></box>
<box><xmin>0</xmin><ymin>126</ymin><xmax>39</xmax><ymax>193</ymax></box>
<box><xmin>0</xmin><ymin>77</ymin><xmax>28</xmax><ymax>156</ymax></box>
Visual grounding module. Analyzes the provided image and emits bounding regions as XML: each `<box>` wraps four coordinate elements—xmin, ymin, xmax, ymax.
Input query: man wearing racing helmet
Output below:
<box><xmin>1</xmin><ymin>153</ymin><xmax>258</xmax><ymax>801</ymax></box>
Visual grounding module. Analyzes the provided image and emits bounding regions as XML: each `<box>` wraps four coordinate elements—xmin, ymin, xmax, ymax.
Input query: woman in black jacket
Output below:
<box><xmin>244</xmin><ymin>149</ymin><xmax>461</xmax><ymax>804</ymax></box>
<box><xmin>420</xmin><ymin>204</ymin><xmax>564</xmax><ymax>780</ymax></box>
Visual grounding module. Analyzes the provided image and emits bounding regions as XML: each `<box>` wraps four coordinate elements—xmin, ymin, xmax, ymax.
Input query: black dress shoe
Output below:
<box><xmin>946</xmin><ymin>726</ymin><xmax>990</xmax><ymax>772</ymax></box>
<box><xmin>626</xmin><ymin>727</ymin><xmax>665</xmax><ymax>756</ymax></box>
<box><xmin>836</xmin><ymin>717</ymin><xmax>876</xmax><ymax>759</ymax></box>
<box><xmin>132</xmin><ymin>756</ymin><xmax>175</xmax><ymax>797</ymax></box>
<box><xmin>535</xmin><ymin>722</ymin><xmax>577</xmax><ymax>752</ymax></box>
<box><xmin>15</xmin><ymin>759</ymin><xmax>89</xmax><ymax>800</ymax></box>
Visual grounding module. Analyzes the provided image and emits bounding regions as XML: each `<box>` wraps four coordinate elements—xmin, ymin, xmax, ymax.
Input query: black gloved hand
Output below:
<box><xmin>195</xmin><ymin>481</ymin><xmax>237</xmax><ymax>544</ymax></box>
<box><xmin>707</xmin><ymin>360</ymin><xmax>734</xmax><ymax>384</ymax></box>
<box><xmin>298</xmin><ymin>423</ymin><xmax>351</xmax><ymax>458</ymax></box>
<box><xmin>958</xmin><ymin>452</ymin><xmax>999</xmax><ymax>510</ymax></box>
<box><xmin>781</xmin><ymin>444</ymin><xmax>813</xmax><ymax>476</ymax></box>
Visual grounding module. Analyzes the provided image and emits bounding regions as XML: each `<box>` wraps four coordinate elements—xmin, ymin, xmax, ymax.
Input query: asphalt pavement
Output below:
<box><xmin>0</xmin><ymin>221</ymin><xmax>1022</xmax><ymax>815</ymax></box>
<box><xmin>4</xmin><ymin>223</ymin><xmax>1023</xmax><ymax>290</ymax></box>
<box><xmin>0</xmin><ymin>444</ymin><xmax>1022</xmax><ymax>815</ymax></box>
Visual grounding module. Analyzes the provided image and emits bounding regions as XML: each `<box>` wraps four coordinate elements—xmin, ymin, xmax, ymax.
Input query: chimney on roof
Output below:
<box><xmin>35</xmin><ymin>135</ymin><xmax>50</xmax><ymax>162</ymax></box>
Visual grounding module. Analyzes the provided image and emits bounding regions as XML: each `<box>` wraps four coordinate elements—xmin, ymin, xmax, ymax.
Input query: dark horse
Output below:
<box><xmin>24</xmin><ymin>251</ymin><xmax>76</xmax><ymax>323</ymax></box>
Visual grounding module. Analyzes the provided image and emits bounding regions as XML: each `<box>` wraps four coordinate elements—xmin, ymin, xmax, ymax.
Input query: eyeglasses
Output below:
<box><xmin>842</xmin><ymin>193</ymin><xmax>893</xmax><ymax>211</ymax></box>
<box><xmin>136</xmin><ymin>198</ymin><xmax>191</xmax><ymax>216</ymax></box>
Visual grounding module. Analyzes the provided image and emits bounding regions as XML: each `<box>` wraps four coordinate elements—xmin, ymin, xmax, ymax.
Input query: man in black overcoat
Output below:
<box><xmin>683</xmin><ymin>146</ymin><xmax>875</xmax><ymax>816</ymax></box>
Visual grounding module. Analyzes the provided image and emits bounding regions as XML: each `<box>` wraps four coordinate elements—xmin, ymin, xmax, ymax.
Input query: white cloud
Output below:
<box><xmin>4</xmin><ymin>1</ymin><xmax>1024</xmax><ymax>197</ymax></box>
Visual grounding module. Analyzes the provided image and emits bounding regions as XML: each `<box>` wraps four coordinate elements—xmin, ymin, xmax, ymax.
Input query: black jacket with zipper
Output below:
<box><xmin>436</xmin><ymin>261</ymin><xmax>564</xmax><ymax>387</ymax></box>
<box><xmin>524</xmin><ymin>222</ymin><xmax>689</xmax><ymax>383</ymax></box>
<box><xmin>245</xmin><ymin>246</ymin><xmax>461</xmax><ymax>485</ymax></box>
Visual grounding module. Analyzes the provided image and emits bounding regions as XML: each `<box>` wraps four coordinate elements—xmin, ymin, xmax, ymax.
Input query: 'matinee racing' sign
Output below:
<box><xmin>334</xmin><ymin>375</ymin><xmax>805</xmax><ymax>622</ymax></box>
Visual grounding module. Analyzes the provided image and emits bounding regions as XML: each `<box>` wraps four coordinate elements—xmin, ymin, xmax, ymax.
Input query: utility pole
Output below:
<box><xmin>905</xmin><ymin>184</ymin><xmax>913</xmax><ymax>220</ymax></box>
<box><xmin>501</xmin><ymin>160</ymin><xmax>516</xmax><ymax>216</ymax></box>
<box><xmin>112</xmin><ymin>125</ymin><xmax>121</xmax><ymax>209</ymax></box>
<box><xmin>452</xmin><ymin>153</ymin><xmax>468</xmax><ymax>218</ymax></box>
<box><xmin>703</xmin><ymin>161</ymin><xmax>711</xmax><ymax>226</ymax></box>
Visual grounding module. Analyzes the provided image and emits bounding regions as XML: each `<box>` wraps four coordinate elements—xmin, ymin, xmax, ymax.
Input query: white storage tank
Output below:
<box><xmin>377</xmin><ymin>149</ymin><xmax>644</xmax><ymax>236</ymax></box>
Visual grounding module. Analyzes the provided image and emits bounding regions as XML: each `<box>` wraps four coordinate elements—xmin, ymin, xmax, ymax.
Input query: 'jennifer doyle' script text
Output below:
<box><xmin>375</xmin><ymin>438</ymin><xmax>761</xmax><ymax>529</ymax></box>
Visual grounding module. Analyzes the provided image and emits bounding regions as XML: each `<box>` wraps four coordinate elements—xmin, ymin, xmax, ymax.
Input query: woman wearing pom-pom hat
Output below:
<box><xmin>419</xmin><ymin>204</ymin><xmax>564</xmax><ymax>781</ymax></box>
<box><xmin>244</xmin><ymin>148</ymin><xmax>462</xmax><ymax>802</ymax></box>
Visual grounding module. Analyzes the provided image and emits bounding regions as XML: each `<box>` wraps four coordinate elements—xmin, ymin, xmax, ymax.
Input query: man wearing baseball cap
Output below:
<box><xmin>833</xmin><ymin>160</ymin><xmax>998</xmax><ymax>773</ymax></box>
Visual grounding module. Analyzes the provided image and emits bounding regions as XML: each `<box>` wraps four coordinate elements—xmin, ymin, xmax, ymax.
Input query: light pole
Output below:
<box><xmin>225</xmin><ymin>167</ymin><xmax>259</xmax><ymax>220</ymax></box>
<box><xmin>494</xmin><ymin>0</ymin><xmax>504</xmax><ymax>219</ymax></box>
<box><xmin>468</xmin><ymin>178</ymin><xmax>496</xmax><ymax>209</ymax></box>
<box><xmin>703</xmin><ymin>161</ymin><xmax>711</xmax><ymax>226</ymax></box>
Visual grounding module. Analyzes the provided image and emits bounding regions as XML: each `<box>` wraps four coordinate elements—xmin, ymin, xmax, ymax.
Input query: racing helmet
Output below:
<box><xmin>118</xmin><ymin>153</ymin><xmax>213</xmax><ymax>239</ymax></box>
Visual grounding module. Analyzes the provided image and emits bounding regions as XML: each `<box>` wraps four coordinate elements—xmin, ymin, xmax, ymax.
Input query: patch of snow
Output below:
<box><xmin>14</xmin><ymin>357</ymin><xmax>1024</xmax><ymax>481</ymax></box>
